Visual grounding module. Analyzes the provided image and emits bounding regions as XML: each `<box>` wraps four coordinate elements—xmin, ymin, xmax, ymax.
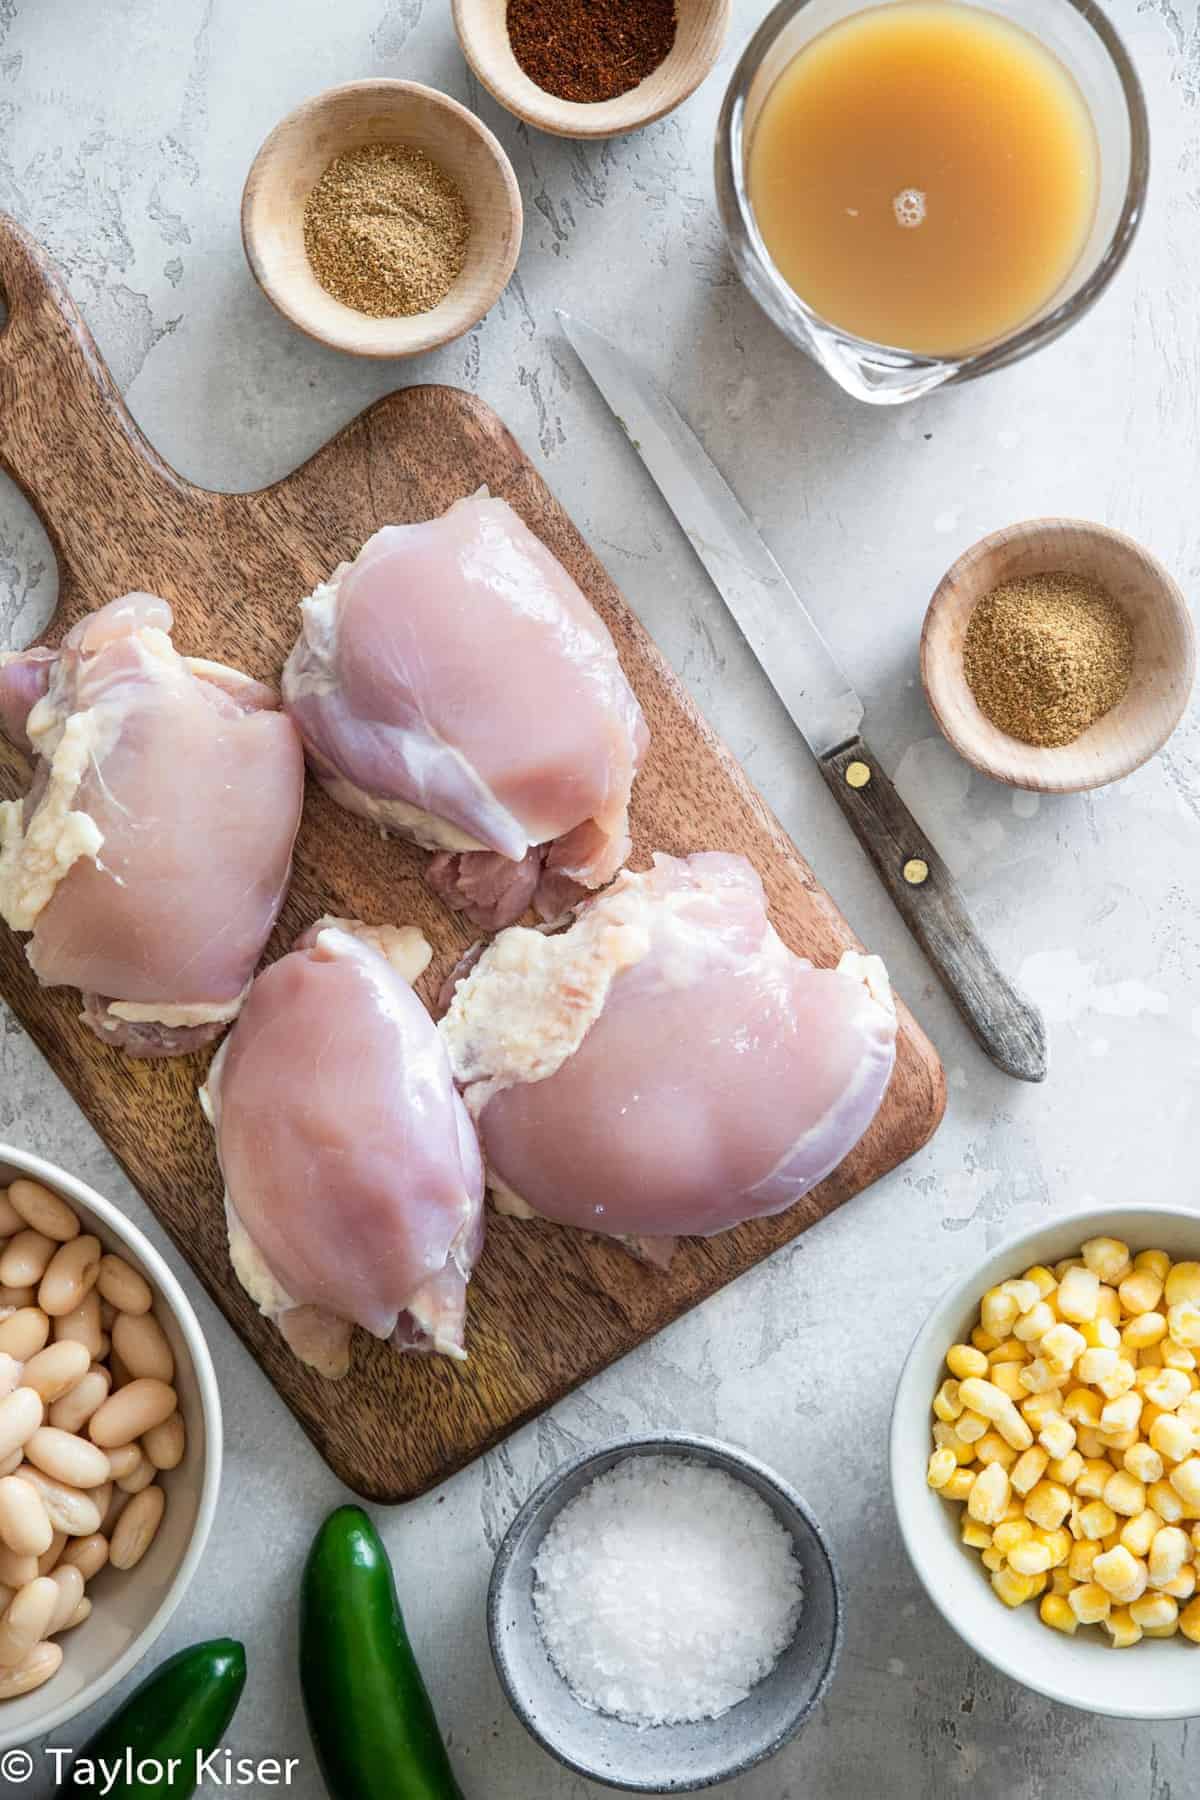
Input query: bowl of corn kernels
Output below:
<box><xmin>891</xmin><ymin>1206</ymin><xmax>1200</xmax><ymax>1718</ymax></box>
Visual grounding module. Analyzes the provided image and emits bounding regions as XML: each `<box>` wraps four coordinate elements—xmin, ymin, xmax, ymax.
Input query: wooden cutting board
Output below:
<box><xmin>0</xmin><ymin>214</ymin><xmax>946</xmax><ymax>1502</ymax></box>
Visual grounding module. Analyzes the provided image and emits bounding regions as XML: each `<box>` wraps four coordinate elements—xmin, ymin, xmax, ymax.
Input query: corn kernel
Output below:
<box><xmin>961</xmin><ymin>1518</ymin><xmax>992</xmax><ymax>1549</ymax></box>
<box><xmin>1192</xmin><ymin>1523</ymin><xmax>1200</xmax><ymax>1555</ymax></box>
<box><xmin>991</xmin><ymin>1566</ymin><xmax>1042</xmax><ymax>1608</ymax></box>
<box><xmin>1097</xmin><ymin>1361</ymin><xmax>1138</xmax><ymax>1403</ymax></box>
<box><xmin>1078</xmin><ymin>1500</ymin><xmax>1118</xmax><ymax>1541</ymax></box>
<box><xmin>1075</xmin><ymin>1458</ymin><xmax>1114</xmax><ymax>1500</ymax></box>
<box><xmin>1020</xmin><ymin>1389</ymin><xmax>1064</xmax><ymax>1431</ymax></box>
<box><xmin>1096</xmin><ymin>1286</ymin><xmax>1123</xmax><ymax>1328</ymax></box>
<box><xmin>1001</xmin><ymin>1277</ymin><xmax>1041</xmax><ymax>1314</ymax></box>
<box><xmin>1076</xmin><ymin>1427</ymin><xmax>1108</xmax><ymax>1460</ymax></box>
<box><xmin>972</xmin><ymin>1326</ymin><xmax>999</xmax><ymax>1353</ymax></box>
<box><xmin>1050</xmin><ymin>1566</ymin><xmax>1076</xmax><ymax>1596</ymax></box>
<box><xmin>1163</xmin><ymin>1564</ymin><xmax>1196</xmax><ymax>1601</ymax></box>
<box><xmin>1069</xmin><ymin>1539</ymin><xmax>1102</xmax><ymax>1582</ymax></box>
<box><xmin>1025</xmin><ymin>1480</ymin><xmax>1072</xmax><ymax>1531</ymax></box>
<box><xmin>976</xmin><ymin>1432</ymin><xmax>1017</xmax><ymax>1470</ymax></box>
<box><xmin>1126</xmin><ymin>1314</ymin><xmax>1169</xmax><ymax>1352</ymax></box>
<box><xmin>1000</xmin><ymin>1497</ymin><xmax>1025</xmax><ymax>1523</ymax></box>
<box><xmin>1054</xmin><ymin>1264</ymin><xmax>1099</xmax><ymax>1324</ymax></box>
<box><xmin>1063</xmin><ymin>1387</ymin><xmax>1102</xmax><ymax>1426</ymax></box>
<box><xmin>1078</xmin><ymin>1347</ymin><xmax>1119</xmax><ymax>1385</ymax></box>
<box><xmin>1168</xmin><ymin>1302</ymin><xmax>1200</xmax><ymax>1351</ymax></box>
<box><xmin>1040</xmin><ymin>1323</ymin><xmax>1086</xmax><ymax>1375</ymax></box>
<box><xmin>1164</xmin><ymin>1343</ymin><xmax>1197</xmax><ymax>1373</ymax></box>
<box><xmin>932</xmin><ymin>1422</ymin><xmax>976</xmax><ymax>1465</ymax></box>
<box><xmin>1100</xmin><ymin>1392</ymin><xmax>1142</xmax><ymax>1436</ymax></box>
<box><xmin>1148</xmin><ymin>1479</ymin><xmax>1185</xmax><ymax>1524</ymax></box>
<box><xmin>990</xmin><ymin>1361</ymin><xmax>1026</xmax><ymax>1402</ymax></box>
<box><xmin>1131</xmin><ymin>1593</ymin><xmax>1178</xmax><ymax>1632</ymax></box>
<box><xmin>1148</xmin><ymin>1524</ymin><xmax>1189</xmax><ymax>1586</ymax></box>
<box><xmin>1010</xmin><ymin>1447</ymin><xmax>1049</xmax><ymax>1496</ymax></box>
<box><xmin>1081</xmin><ymin>1318</ymin><xmax>1121</xmax><ymax>1351</ymax></box>
<box><xmin>1165</xmin><ymin>1263</ymin><xmax>1200</xmax><ymax>1308</ymax></box>
<box><xmin>955</xmin><ymin>1410</ymin><xmax>989</xmax><ymax>1444</ymax></box>
<box><xmin>933</xmin><ymin>1378</ymin><xmax>964</xmax><ymax>1422</ymax></box>
<box><xmin>1094</xmin><ymin>1545</ymin><xmax>1148</xmax><ymax>1603</ymax></box>
<box><xmin>1169</xmin><ymin>1457</ymin><xmax>1200</xmax><ymax>1512</ymax></box>
<box><xmin>992</xmin><ymin>1519</ymin><xmax>1033</xmax><ymax>1555</ymax></box>
<box><xmin>927</xmin><ymin>1446</ymin><xmax>957</xmax><ymax>1489</ymax></box>
<box><xmin>1014</xmin><ymin>1302</ymin><xmax>1056</xmax><ymax>1345</ymax></box>
<box><xmin>1119</xmin><ymin>1510</ymin><xmax>1161</xmax><ymax>1558</ymax></box>
<box><xmin>1038</xmin><ymin>1414</ymin><xmax>1076</xmax><ymax>1461</ymax></box>
<box><xmin>1181</xmin><ymin>1597</ymin><xmax>1200</xmax><ymax>1643</ymax></box>
<box><xmin>1082</xmin><ymin>1238</ymin><xmax>1132</xmax><ymax>1284</ymax></box>
<box><xmin>1123</xmin><ymin>1442</ymin><xmax>1164</xmax><ymax>1486</ymax></box>
<box><xmin>995</xmin><ymin>1404</ymin><xmax>1034</xmax><ymax>1452</ymax></box>
<box><xmin>981</xmin><ymin>1289</ymin><xmax>1019</xmax><ymax>1340</ymax></box>
<box><xmin>988</xmin><ymin>1337</ymin><xmax>1027</xmax><ymax>1365</ymax></box>
<box><xmin>1022</xmin><ymin>1265</ymin><xmax>1057</xmax><ymax>1299</ymax></box>
<box><xmin>1008</xmin><ymin>1538</ymin><xmax>1053</xmax><ymax>1576</ymax></box>
<box><xmin>947</xmin><ymin>1343</ymin><xmax>989</xmax><ymax>1380</ymax></box>
<box><xmin>1068</xmin><ymin>1581</ymin><xmax>1111</xmax><ymax>1624</ymax></box>
<box><xmin>1048</xmin><ymin>1451</ymin><xmax>1083</xmax><ymax>1487</ymax></box>
<box><xmin>1037</xmin><ymin>1527</ymin><xmax>1072</xmax><ymax>1568</ymax></box>
<box><xmin>1136</xmin><ymin>1250</ymin><xmax>1171</xmax><ymax>1282</ymax></box>
<box><xmin>957</xmin><ymin>1377</ymin><xmax>1009</xmax><ymax>1424</ymax></box>
<box><xmin>1040</xmin><ymin>1593</ymin><xmax>1077</xmax><ymax>1634</ymax></box>
<box><xmin>1151</xmin><ymin>1416</ymin><xmax>1196</xmax><ymax>1464</ymax></box>
<box><xmin>968</xmin><ymin>1460</ymin><xmax>1011</xmax><ymax>1525</ymax></box>
<box><xmin>1120</xmin><ymin>1269</ymin><xmax>1164</xmax><ymax>1316</ymax></box>
<box><xmin>1102</xmin><ymin>1606</ymin><xmax>1143</xmax><ymax>1647</ymax></box>
<box><xmin>1103</xmin><ymin>1470</ymin><xmax>1146</xmax><ymax>1518</ymax></box>
<box><xmin>981</xmin><ymin>1545</ymin><xmax>1006</xmax><ymax>1572</ymax></box>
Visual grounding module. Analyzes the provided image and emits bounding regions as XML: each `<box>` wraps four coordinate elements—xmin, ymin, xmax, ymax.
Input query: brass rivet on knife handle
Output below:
<box><xmin>820</xmin><ymin>734</ymin><xmax>1048</xmax><ymax>1083</ymax></box>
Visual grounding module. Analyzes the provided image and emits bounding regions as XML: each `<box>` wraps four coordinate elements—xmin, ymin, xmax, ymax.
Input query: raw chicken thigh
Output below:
<box><xmin>282</xmin><ymin>492</ymin><xmax>649</xmax><ymax>930</ymax></box>
<box><xmin>440</xmin><ymin>852</ymin><xmax>897</xmax><ymax>1253</ymax></box>
<box><xmin>201</xmin><ymin>918</ymin><xmax>485</xmax><ymax>1378</ymax></box>
<box><xmin>0</xmin><ymin>596</ymin><xmax>304</xmax><ymax>1055</ymax></box>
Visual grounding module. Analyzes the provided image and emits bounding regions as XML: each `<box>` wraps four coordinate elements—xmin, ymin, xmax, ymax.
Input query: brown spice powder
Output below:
<box><xmin>963</xmin><ymin>572</ymin><xmax>1133</xmax><ymax>748</ymax></box>
<box><xmin>507</xmin><ymin>0</ymin><xmax>678</xmax><ymax>105</ymax></box>
<box><xmin>303</xmin><ymin>144</ymin><xmax>470</xmax><ymax>319</ymax></box>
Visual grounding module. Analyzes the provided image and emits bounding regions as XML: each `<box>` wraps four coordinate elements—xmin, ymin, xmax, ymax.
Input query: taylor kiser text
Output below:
<box><xmin>47</xmin><ymin>1747</ymin><xmax>301</xmax><ymax>1790</ymax></box>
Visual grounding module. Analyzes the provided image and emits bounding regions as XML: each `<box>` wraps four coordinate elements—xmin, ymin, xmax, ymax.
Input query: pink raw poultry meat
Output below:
<box><xmin>440</xmin><ymin>852</ymin><xmax>897</xmax><ymax>1251</ymax></box>
<box><xmin>200</xmin><ymin>918</ymin><xmax>485</xmax><ymax>1378</ymax></box>
<box><xmin>0</xmin><ymin>595</ymin><xmax>304</xmax><ymax>1055</ymax></box>
<box><xmin>282</xmin><ymin>491</ymin><xmax>649</xmax><ymax>929</ymax></box>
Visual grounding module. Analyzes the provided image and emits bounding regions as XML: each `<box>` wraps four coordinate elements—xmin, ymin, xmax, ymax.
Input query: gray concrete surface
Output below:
<box><xmin>1</xmin><ymin>1</ymin><xmax>1197</xmax><ymax>1794</ymax></box>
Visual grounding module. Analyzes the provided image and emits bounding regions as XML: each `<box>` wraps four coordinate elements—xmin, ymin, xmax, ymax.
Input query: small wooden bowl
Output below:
<box><xmin>921</xmin><ymin>519</ymin><xmax>1195</xmax><ymax>794</ymax></box>
<box><xmin>241</xmin><ymin>80</ymin><xmax>523</xmax><ymax>358</ymax></box>
<box><xmin>452</xmin><ymin>0</ymin><xmax>731</xmax><ymax>139</ymax></box>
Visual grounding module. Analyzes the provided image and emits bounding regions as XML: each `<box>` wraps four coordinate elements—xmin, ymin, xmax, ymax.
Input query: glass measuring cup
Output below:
<box><xmin>715</xmin><ymin>0</ymin><xmax>1149</xmax><ymax>405</ymax></box>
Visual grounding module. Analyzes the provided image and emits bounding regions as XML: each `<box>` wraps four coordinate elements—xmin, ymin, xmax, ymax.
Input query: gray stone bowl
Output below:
<box><xmin>487</xmin><ymin>1433</ymin><xmax>843</xmax><ymax>1792</ymax></box>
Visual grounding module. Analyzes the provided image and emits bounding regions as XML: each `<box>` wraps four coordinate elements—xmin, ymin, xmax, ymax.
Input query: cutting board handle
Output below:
<box><xmin>0</xmin><ymin>211</ymin><xmax>192</xmax><ymax>604</ymax></box>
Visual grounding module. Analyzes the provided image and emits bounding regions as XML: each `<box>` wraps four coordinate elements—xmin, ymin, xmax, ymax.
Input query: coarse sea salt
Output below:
<box><xmin>532</xmin><ymin>1455</ymin><xmax>804</xmax><ymax>1727</ymax></box>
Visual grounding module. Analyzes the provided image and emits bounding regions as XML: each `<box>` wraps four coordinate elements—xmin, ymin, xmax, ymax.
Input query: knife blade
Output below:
<box><xmin>560</xmin><ymin>310</ymin><xmax>1047</xmax><ymax>1083</ymax></box>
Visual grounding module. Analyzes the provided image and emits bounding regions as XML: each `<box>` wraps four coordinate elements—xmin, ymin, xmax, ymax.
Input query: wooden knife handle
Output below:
<box><xmin>821</xmin><ymin>735</ymin><xmax>1047</xmax><ymax>1083</ymax></box>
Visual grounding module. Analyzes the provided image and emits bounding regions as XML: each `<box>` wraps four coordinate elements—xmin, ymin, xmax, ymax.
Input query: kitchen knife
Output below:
<box><xmin>559</xmin><ymin>310</ymin><xmax>1047</xmax><ymax>1083</ymax></box>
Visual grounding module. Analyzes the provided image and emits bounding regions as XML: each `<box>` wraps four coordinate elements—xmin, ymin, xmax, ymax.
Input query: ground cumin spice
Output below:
<box><xmin>507</xmin><ymin>0</ymin><xmax>678</xmax><ymax>104</ymax></box>
<box><xmin>963</xmin><ymin>572</ymin><xmax>1133</xmax><ymax>748</ymax></box>
<box><xmin>303</xmin><ymin>144</ymin><xmax>470</xmax><ymax>319</ymax></box>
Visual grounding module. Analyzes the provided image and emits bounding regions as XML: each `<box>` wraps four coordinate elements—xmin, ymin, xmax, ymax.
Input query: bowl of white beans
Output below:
<box><xmin>0</xmin><ymin>1143</ymin><xmax>221</xmax><ymax>1752</ymax></box>
<box><xmin>892</xmin><ymin>1205</ymin><xmax>1200</xmax><ymax>1719</ymax></box>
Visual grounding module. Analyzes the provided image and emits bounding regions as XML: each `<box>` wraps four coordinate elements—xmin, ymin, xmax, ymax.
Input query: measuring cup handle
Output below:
<box><xmin>0</xmin><ymin>211</ymin><xmax>190</xmax><ymax>599</ymax></box>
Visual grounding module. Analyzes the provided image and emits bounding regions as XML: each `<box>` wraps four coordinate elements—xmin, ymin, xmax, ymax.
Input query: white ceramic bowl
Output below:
<box><xmin>0</xmin><ymin>1144</ymin><xmax>222</xmax><ymax>1753</ymax></box>
<box><xmin>892</xmin><ymin>1205</ymin><xmax>1200</xmax><ymax>1719</ymax></box>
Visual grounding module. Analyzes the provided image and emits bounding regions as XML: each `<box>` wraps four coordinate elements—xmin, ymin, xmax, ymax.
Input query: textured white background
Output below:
<box><xmin>1</xmin><ymin>1</ymin><xmax>1198</xmax><ymax>1794</ymax></box>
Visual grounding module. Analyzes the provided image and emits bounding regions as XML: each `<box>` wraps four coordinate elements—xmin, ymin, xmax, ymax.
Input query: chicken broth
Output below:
<box><xmin>746</xmin><ymin>2</ymin><xmax>1100</xmax><ymax>355</ymax></box>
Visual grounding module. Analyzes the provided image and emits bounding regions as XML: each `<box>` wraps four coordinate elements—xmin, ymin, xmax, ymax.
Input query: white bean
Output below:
<box><xmin>53</xmin><ymin>1291</ymin><xmax>102</xmax><ymax>1359</ymax></box>
<box><xmin>7</xmin><ymin>1180</ymin><xmax>79</xmax><ymax>1244</ymax></box>
<box><xmin>60</xmin><ymin>1534</ymin><xmax>107</xmax><ymax>1582</ymax></box>
<box><xmin>102</xmin><ymin>1488</ymin><xmax>130</xmax><ymax>1536</ymax></box>
<box><xmin>0</xmin><ymin>1309</ymin><xmax>50</xmax><ymax>1362</ymax></box>
<box><xmin>0</xmin><ymin>1389</ymin><xmax>43</xmax><ymax>1464</ymax></box>
<box><xmin>88</xmin><ymin>1380</ymin><xmax>176</xmax><ymax>1449</ymax></box>
<box><xmin>105</xmin><ymin>1444</ymin><xmax>142</xmax><ymax>1482</ymax></box>
<box><xmin>117</xmin><ymin>1458</ymin><xmax>156</xmax><ymax>1496</ymax></box>
<box><xmin>61</xmin><ymin>1597</ymin><xmax>91</xmax><ymax>1632</ymax></box>
<box><xmin>0</xmin><ymin>1286</ymin><xmax>35</xmax><ymax>1310</ymax></box>
<box><xmin>142</xmin><ymin>1413</ymin><xmax>186</xmax><ymax>1472</ymax></box>
<box><xmin>13</xmin><ymin>1468</ymin><xmax>101</xmax><ymax>1539</ymax></box>
<box><xmin>0</xmin><ymin>1232</ymin><xmax>55</xmax><ymax>1289</ymax></box>
<box><xmin>109</xmin><ymin>1486</ymin><xmax>164</xmax><ymax>1571</ymax></box>
<box><xmin>0</xmin><ymin>1452</ymin><xmax>21</xmax><ymax>1480</ymax></box>
<box><xmin>96</xmin><ymin>1254</ymin><xmax>152</xmax><ymax>1317</ymax></box>
<box><xmin>48</xmin><ymin>1367</ymin><xmax>110</xmax><ymax>1435</ymax></box>
<box><xmin>111</xmin><ymin>1312</ymin><xmax>174</xmax><ymax>1384</ymax></box>
<box><xmin>22</xmin><ymin>1341</ymin><xmax>91</xmax><ymax>1405</ymax></box>
<box><xmin>0</xmin><ymin>1477</ymin><xmax>52</xmax><ymax>1558</ymax></box>
<box><xmin>37</xmin><ymin>1533</ymin><xmax>66</xmax><ymax>1577</ymax></box>
<box><xmin>0</xmin><ymin>1355</ymin><xmax>23</xmax><ymax>1403</ymax></box>
<box><xmin>25</xmin><ymin>1428</ymin><xmax>110</xmax><ymax>1491</ymax></box>
<box><xmin>0</xmin><ymin>1638</ymin><xmax>61</xmax><ymax>1696</ymax></box>
<box><xmin>0</xmin><ymin>1546</ymin><xmax>33</xmax><ymax>1589</ymax></box>
<box><xmin>38</xmin><ymin>1237</ymin><xmax>101</xmax><ymax>1319</ymax></box>
<box><xmin>46</xmin><ymin>1564</ymin><xmax>84</xmax><ymax>1635</ymax></box>
<box><xmin>0</xmin><ymin>1577</ymin><xmax>57</xmax><ymax>1666</ymax></box>
<box><xmin>0</xmin><ymin>1192</ymin><xmax>22</xmax><ymax>1238</ymax></box>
